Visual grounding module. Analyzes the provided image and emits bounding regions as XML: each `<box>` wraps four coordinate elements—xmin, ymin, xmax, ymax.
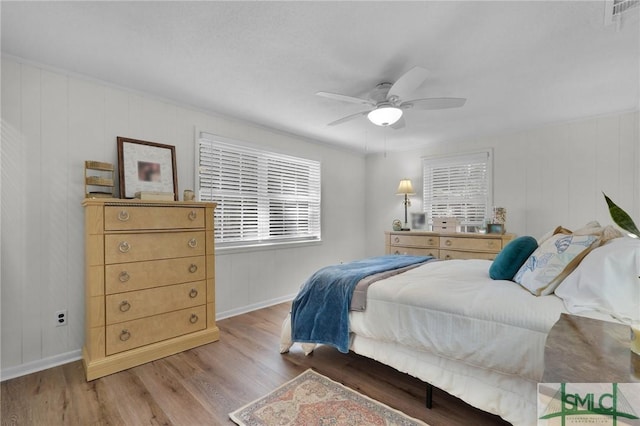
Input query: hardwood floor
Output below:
<box><xmin>1</xmin><ymin>302</ymin><xmax>510</xmax><ymax>425</ymax></box>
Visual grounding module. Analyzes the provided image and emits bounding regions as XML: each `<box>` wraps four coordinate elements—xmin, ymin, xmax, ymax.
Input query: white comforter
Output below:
<box><xmin>281</xmin><ymin>259</ymin><xmax>613</xmax><ymax>425</ymax></box>
<box><xmin>348</xmin><ymin>259</ymin><xmax>613</xmax><ymax>425</ymax></box>
<box><xmin>350</xmin><ymin>259</ymin><xmax>566</xmax><ymax>382</ymax></box>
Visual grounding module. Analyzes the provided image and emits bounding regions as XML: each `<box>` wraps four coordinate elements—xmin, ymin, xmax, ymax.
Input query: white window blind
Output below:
<box><xmin>422</xmin><ymin>151</ymin><xmax>492</xmax><ymax>229</ymax></box>
<box><xmin>197</xmin><ymin>133</ymin><xmax>321</xmax><ymax>247</ymax></box>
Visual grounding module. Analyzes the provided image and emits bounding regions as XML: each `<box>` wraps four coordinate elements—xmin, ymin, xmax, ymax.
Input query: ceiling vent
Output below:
<box><xmin>604</xmin><ymin>0</ymin><xmax>640</xmax><ymax>26</ymax></box>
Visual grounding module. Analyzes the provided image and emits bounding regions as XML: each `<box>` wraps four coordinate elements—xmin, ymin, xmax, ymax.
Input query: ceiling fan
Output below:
<box><xmin>316</xmin><ymin>66</ymin><xmax>466</xmax><ymax>129</ymax></box>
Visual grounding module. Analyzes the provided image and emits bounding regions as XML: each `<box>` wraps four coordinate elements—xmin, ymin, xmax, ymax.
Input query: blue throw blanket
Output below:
<box><xmin>291</xmin><ymin>255</ymin><xmax>431</xmax><ymax>353</ymax></box>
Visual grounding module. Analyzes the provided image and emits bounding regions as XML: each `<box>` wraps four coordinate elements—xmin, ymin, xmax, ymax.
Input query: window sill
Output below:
<box><xmin>214</xmin><ymin>239</ymin><xmax>322</xmax><ymax>255</ymax></box>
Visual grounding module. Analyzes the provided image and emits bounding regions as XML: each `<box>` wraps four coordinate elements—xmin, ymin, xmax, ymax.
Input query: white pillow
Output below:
<box><xmin>514</xmin><ymin>233</ymin><xmax>600</xmax><ymax>296</ymax></box>
<box><xmin>555</xmin><ymin>237</ymin><xmax>640</xmax><ymax>321</ymax></box>
<box><xmin>572</xmin><ymin>220</ymin><xmax>601</xmax><ymax>235</ymax></box>
<box><xmin>537</xmin><ymin>225</ymin><xmax>571</xmax><ymax>245</ymax></box>
<box><xmin>572</xmin><ymin>221</ymin><xmax>623</xmax><ymax>243</ymax></box>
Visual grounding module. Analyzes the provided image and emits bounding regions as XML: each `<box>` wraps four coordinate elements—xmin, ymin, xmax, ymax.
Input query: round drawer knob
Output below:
<box><xmin>394</xmin><ymin>250</ymin><xmax>400</xmax><ymax>255</ymax></box>
<box><xmin>394</xmin><ymin>237</ymin><xmax>400</xmax><ymax>243</ymax></box>
<box><xmin>119</xmin><ymin>329</ymin><xmax>131</xmax><ymax>341</ymax></box>
<box><xmin>188</xmin><ymin>210</ymin><xmax>197</xmax><ymax>221</ymax></box>
<box><xmin>189</xmin><ymin>314</ymin><xmax>199</xmax><ymax>324</ymax></box>
<box><xmin>428</xmin><ymin>238</ymin><xmax>433</xmax><ymax>244</ymax></box>
<box><xmin>118</xmin><ymin>241</ymin><xmax>130</xmax><ymax>253</ymax></box>
<box><xmin>188</xmin><ymin>238</ymin><xmax>198</xmax><ymax>248</ymax></box>
<box><xmin>189</xmin><ymin>288</ymin><xmax>198</xmax><ymax>298</ymax></box>
<box><xmin>445</xmin><ymin>255</ymin><xmax>452</xmax><ymax>260</ymax></box>
<box><xmin>119</xmin><ymin>300</ymin><xmax>131</xmax><ymax>312</ymax></box>
<box><xmin>118</xmin><ymin>210</ymin><xmax>130</xmax><ymax>221</ymax></box>
<box><xmin>189</xmin><ymin>264</ymin><xmax>198</xmax><ymax>273</ymax></box>
<box><xmin>118</xmin><ymin>271</ymin><xmax>130</xmax><ymax>283</ymax></box>
<box><xmin>445</xmin><ymin>240</ymin><xmax>452</xmax><ymax>246</ymax></box>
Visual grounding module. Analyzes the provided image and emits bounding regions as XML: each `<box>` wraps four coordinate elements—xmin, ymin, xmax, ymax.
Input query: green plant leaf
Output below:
<box><xmin>604</xmin><ymin>192</ymin><xmax>640</xmax><ymax>237</ymax></box>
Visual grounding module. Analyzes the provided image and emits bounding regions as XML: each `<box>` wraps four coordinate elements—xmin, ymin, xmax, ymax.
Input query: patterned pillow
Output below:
<box><xmin>514</xmin><ymin>234</ymin><xmax>600</xmax><ymax>296</ymax></box>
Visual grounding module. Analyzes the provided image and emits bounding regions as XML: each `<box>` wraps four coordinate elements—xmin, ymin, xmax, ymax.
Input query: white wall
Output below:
<box><xmin>2</xmin><ymin>55</ymin><xmax>638</xmax><ymax>380</ymax></box>
<box><xmin>0</xmin><ymin>58</ymin><xmax>367</xmax><ymax>377</ymax></box>
<box><xmin>365</xmin><ymin>111</ymin><xmax>640</xmax><ymax>256</ymax></box>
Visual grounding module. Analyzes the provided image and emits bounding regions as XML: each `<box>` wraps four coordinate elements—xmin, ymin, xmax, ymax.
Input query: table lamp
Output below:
<box><xmin>397</xmin><ymin>179</ymin><xmax>415</xmax><ymax>231</ymax></box>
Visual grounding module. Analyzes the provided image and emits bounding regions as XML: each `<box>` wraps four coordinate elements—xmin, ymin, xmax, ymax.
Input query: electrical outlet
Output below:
<box><xmin>55</xmin><ymin>310</ymin><xmax>67</xmax><ymax>327</ymax></box>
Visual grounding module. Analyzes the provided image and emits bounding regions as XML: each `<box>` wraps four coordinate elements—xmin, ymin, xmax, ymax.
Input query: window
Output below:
<box><xmin>197</xmin><ymin>133</ymin><xmax>321</xmax><ymax>248</ymax></box>
<box><xmin>422</xmin><ymin>150</ymin><xmax>492</xmax><ymax>232</ymax></box>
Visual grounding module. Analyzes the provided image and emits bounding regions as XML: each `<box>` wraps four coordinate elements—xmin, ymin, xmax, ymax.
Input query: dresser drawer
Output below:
<box><xmin>440</xmin><ymin>236</ymin><xmax>502</xmax><ymax>253</ymax></box>
<box><xmin>104</xmin><ymin>206</ymin><xmax>205</xmax><ymax>231</ymax></box>
<box><xmin>390</xmin><ymin>234</ymin><xmax>439</xmax><ymax>248</ymax></box>
<box><xmin>106</xmin><ymin>305</ymin><xmax>207</xmax><ymax>355</ymax></box>
<box><xmin>390</xmin><ymin>247</ymin><xmax>439</xmax><ymax>257</ymax></box>
<box><xmin>106</xmin><ymin>280</ymin><xmax>206</xmax><ymax>324</ymax></box>
<box><xmin>105</xmin><ymin>256</ymin><xmax>206</xmax><ymax>294</ymax></box>
<box><xmin>105</xmin><ymin>231</ymin><xmax>205</xmax><ymax>264</ymax></box>
<box><xmin>432</xmin><ymin>225</ymin><xmax>459</xmax><ymax>233</ymax></box>
<box><xmin>440</xmin><ymin>250</ymin><xmax>498</xmax><ymax>261</ymax></box>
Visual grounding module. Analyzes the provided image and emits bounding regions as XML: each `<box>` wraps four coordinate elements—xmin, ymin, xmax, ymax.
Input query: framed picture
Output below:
<box><xmin>411</xmin><ymin>212</ymin><xmax>427</xmax><ymax>230</ymax></box>
<box><xmin>487</xmin><ymin>223</ymin><xmax>505</xmax><ymax>234</ymax></box>
<box><xmin>117</xmin><ymin>137</ymin><xmax>178</xmax><ymax>200</ymax></box>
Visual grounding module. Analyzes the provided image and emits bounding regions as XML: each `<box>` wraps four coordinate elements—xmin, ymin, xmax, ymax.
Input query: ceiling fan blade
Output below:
<box><xmin>390</xmin><ymin>116</ymin><xmax>406</xmax><ymax>130</ymax></box>
<box><xmin>327</xmin><ymin>110</ymin><xmax>370</xmax><ymax>126</ymax></box>
<box><xmin>387</xmin><ymin>66</ymin><xmax>429</xmax><ymax>101</ymax></box>
<box><xmin>401</xmin><ymin>97</ymin><xmax>467</xmax><ymax>110</ymax></box>
<box><xmin>316</xmin><ymin>91</ymin><xmax>375</xmax><ymax>106</ymax></box>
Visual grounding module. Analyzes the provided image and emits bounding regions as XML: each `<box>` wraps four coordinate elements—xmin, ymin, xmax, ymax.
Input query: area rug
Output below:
<box><xmin>229</xmin><ymin>369</ymin><xmax>429</xmax><ymax>426</ymax></box>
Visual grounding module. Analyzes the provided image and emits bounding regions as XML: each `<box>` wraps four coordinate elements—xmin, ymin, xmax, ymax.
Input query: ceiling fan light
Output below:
<box><xmin>367</xmin><ymin>106</ymin><xmax>403</xmax><ymax>126</ymax></box>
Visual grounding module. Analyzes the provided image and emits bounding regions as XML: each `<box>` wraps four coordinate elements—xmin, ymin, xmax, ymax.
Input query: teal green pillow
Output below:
<box><xmin>489</xmin><ymin>236</ymin><xmax>538</xmax><ymax>280</ymax></box>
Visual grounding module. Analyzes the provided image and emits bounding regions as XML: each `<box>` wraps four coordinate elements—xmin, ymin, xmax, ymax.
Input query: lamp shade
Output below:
<box><xmin>396</xmin><ymin>179</ymin><xmax>415</xmax><ymax>195</ymax></box>
<box><xmin>367</xmin><ymin>106</ymin><xmax>403</xmax><ymax>126</ymax></box>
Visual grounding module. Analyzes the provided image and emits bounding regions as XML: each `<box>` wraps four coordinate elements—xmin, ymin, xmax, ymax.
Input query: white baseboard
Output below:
<box><xmin>216</xmin><ymin>293</ymin><xmax>295</xmax><ymax>320</ymax></box>
<box><xmin>1</xmin><ymin>349</ymin><xmax>82</xmax><ymax>382</ymax></box>
<box><xmin>1</xmin><ymin>295</ymin><xmax>295</xmax><ymax>382</ymax></box>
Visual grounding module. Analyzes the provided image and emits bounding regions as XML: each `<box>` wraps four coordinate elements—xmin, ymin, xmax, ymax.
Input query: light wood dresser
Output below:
<box><xmin>385</xmin><ymin>230</ymin><xmax>514</xmax><ymax>260</ymax></box>
<box><xmin>82</xmin><ymin>199</ymin><xmax>219</xmax><ymax>380</ymax></box>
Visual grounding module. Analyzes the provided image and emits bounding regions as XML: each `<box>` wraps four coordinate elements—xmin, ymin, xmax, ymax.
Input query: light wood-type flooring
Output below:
<box><xmin>1</xmin><ymin>302</ymin><xmax>510</xmax><ymax>425</ymax></box>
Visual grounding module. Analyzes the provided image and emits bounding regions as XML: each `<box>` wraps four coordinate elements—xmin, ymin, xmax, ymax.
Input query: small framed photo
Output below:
<box><xmin>411</xmin><ymin>212</ymin><xmax>427</xmax><ymax>230</ymax></box>
<box><xmin>487</xmin><ymin>223</ymin><xmax>505</xmax><ymax>234</ymax></box>
<box><xmin>117</xmin><ymin>137</ymin><xmax>178</xmax><ymax>200</ymax></box>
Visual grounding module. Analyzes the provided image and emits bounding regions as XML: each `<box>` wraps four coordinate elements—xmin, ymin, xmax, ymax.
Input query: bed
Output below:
<box><xmin>280</xmin><ymin>228</ymin><xmax>640</xmax><ymax>426</ymax></box>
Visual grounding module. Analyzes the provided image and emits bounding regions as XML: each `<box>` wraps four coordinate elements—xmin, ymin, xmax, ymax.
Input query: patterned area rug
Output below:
<box><xmin>229</xmin><ymin>369</ymin><xmax>429</xmax><ymax>426</ymax></box>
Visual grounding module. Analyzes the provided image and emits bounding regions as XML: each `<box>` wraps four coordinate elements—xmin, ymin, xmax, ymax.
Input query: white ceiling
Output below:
<box><xmin>2</xmin><ymin>1</ymin><xmax>639</xmax><ymax>153</ymax></box>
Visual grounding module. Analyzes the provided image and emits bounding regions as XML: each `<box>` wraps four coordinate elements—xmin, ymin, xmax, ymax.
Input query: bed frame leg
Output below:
<box><xmin>426</xmin><ymin>383</ymin><xmax>433</xmax><ymax>409</ymax></box>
